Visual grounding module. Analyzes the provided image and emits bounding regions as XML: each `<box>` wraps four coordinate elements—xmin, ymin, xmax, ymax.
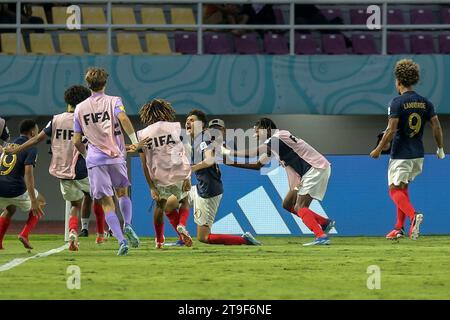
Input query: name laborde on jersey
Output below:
<box><xmin>403</xmin><ymin>102</ymin><xmax>426</xmax><ymax>110</ymax></box>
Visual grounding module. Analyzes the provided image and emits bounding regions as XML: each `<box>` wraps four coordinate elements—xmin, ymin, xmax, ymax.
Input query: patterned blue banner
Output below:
<box><xmin>131</xmin><ymin>154</ymin><xmax>450</xmax><ymax>237</ymax></box>
<box><xmin>1</xmin><ymin>55</ymin><xmax>449</xmax><ymax>116</ymax></box>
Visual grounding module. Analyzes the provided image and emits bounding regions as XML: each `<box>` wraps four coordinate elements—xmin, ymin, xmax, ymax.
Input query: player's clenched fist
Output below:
<box><xmin>370</xmin><ymin>149</ymin><xmax>381</xmax><ymax>159</ymax></box>
<box><xmin>182</xmin><ymin>179</ymin><xmax>191</xmax><ymax>192</ymax></box>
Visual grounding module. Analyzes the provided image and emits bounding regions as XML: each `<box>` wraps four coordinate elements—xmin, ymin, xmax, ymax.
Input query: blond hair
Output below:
<box><xmin>85</xmin><ymin>68</ymin><xmax>108</xmax><ymax>92</ymax></box>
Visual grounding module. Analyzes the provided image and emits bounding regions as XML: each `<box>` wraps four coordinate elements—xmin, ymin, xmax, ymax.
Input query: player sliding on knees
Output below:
<box><xmin>73</xmin><ymin>68</ymin><xmax>143</xmax><ymax>256</ymax></box>
<box><xmin>137</xmin><ymin>99</ymin><xmax>193</xmax><ymax>249</ymax></box>
<box><xmin>222</xmin><ymin>118</ymin><xmax>335</xmax><ymax>246</ymax></box>
<box><xmin>370</xmin><ymin>59</ymin><xmax>445</xmax><ymax>241</ymax></box>
<box><xmin>185</xmin><ymin>110</ymin><xmax>260</xmax><ymax>246</ymax></box>
<box><xmin>0</xmin><ymin>120</ymin><xmax>46</xmax><ymax>250</ymax></box>
<box><xmin>4</xmin><ymin>85</ymin><xmax>107</xmax><ymax>250</ymax></box>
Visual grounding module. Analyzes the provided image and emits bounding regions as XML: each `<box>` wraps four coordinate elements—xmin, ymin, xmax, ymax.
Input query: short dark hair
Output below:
<box><xmin>19</xmin><ymin>119</ymin><xmax>37</xmax><ymax>134</ymax></box>
<box><xmin>64</xmin><ymin>85</ymin><xmax>91</xmax><ymax>108</ymax></box>
<box><xmin>254</xmin><ymin>118</ymin><xmax>277</xmax><ymax>130</ymax></box>
<box><xmin>85</xmin><ymin>67</ymin><xmax>108</xmax><ymax>92</ymax></box>
<box><xmin>187</xmin><ymin>109</ymin><xmax>207</xmax><ymax>127</ymax></box>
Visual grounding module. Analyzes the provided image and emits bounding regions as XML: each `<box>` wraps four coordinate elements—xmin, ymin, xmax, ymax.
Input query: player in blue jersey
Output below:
<box><xmin>185</xmin><ymin>110</ymin><xmax>260</xmax><ymax>246</ymax></box>
<box><xmin>0</xmin><ymin>119</ymin><xmax>46</xmax><ymax>250</ymax></box>
<box><xmin>371</xmin><ymin>59</ymin><xmax>445</xmax><ymax>240</ymax></box>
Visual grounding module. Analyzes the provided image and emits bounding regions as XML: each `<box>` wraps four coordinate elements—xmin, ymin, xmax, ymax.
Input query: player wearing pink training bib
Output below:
<box><xmin>73</xmin><ymin>68</ymin><xmax>141</xmax><ymax>256</ymax></box>
<box><xmin>137</xmin><ymin>99</ymin><xmax>192</xmax><ymax>249</ymax></box>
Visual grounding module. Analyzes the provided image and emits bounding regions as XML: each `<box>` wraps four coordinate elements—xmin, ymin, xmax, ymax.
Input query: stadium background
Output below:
<box><xmin>1</xmin><ymin>0</ymin><xmax>450</xmax><ymax>236</ymax></box>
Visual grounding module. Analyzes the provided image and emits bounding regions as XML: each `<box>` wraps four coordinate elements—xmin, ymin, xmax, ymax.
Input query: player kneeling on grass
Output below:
<box><xmin>0</xmin><ymin>120</ymin><xmax>46</xmax><ymax>250</ymax></box>
<box><xmin>137</xmin><ymin>99</ymin><xmax>193</xmax><ymax>249</ymax></box>
<box><xmin>370</xmin><ymin>59</ymin><xmax>445</xmax><ymax>240</ymax></box>
<box><xmin>73</xmin><ymin>68</ymin><xmax>142</xmax><ymax>256</ymax></box>
<box><xmin>185</xmin><ymin>110</ymin><xmax>260</xmax><ymax>246</ymax></box>
<box><xmin>223</xmin><ymin>118</ymin><xmax>335</xmax><ymax>246</ymax></box>
<box><xmin>5</xmin><ymin>85</ymin><xmax>107</xmax><ymax>250</ymax></box>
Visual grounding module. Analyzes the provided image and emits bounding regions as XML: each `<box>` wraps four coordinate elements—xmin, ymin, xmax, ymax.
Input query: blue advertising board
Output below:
<box><xmin>131</xmin><ymin>154</ymin><xmax>450</xmax><ymax>237</ymax></box>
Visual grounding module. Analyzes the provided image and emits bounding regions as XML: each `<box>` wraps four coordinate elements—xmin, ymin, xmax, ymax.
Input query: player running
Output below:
<box><xmin>222</xmin><ymin>118</ymin><xmax>335</xmax><ymax>246</ymax></box>
<box><xmin>370</xmin><ymin>59</ymin><xmax>445</xmax><ymax>240</ymax></box>
<box><xmin>73</xmin><ymin>68</ymin><xmax>141</xmax><ymax>256</ymax></box>
<box><xmin>4</xmin><ymin>85</ymin><xmax>107</xmax><ymax>250</ymax></box>
<box><xmin>0</xmin><ymin>120</ymin><xmax>46</xmax><ymax>250</ymax></box>
<box><xmin>0</xmin><ymin>117</ymin><xmax>10</xmax><ymax>154</ymax></box>
<box><xmin>186</xmin><ymin>110</ymin><xmax>260</xmax><ymax>246</ymax></box>
<box><xmin>137</xmin><ymin>99</ymin><xmax>192</xmax><ymax>249</ymax></box>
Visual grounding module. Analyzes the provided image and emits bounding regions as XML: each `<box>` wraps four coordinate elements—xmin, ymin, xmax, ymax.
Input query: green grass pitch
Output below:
<box><xmin>1</xmin><ymin>235</ymin><xmax>450</xmax><ymax>299</ymax></box>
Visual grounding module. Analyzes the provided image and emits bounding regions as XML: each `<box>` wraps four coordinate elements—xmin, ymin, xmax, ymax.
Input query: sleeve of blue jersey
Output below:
<box><xmin>24</xmin><ymin>147</ymin><xmax>38</xmax><ymax>166</ymax></box>
<box><xmin>43</xmin><ymin>120</ymin><xmax>52</xmax><ymax>137</ymax></box>
<box><xmin>388</xmin><ymin>99</ymin><xmax>401</xmax><ymax>118</ymax></box>
<box><xmin>427</xmin><ymin>100</ymin><xmax>437</xmax><ymax>119</ymax></box>
<box><xmin>0</xmin><ymin>126</ymin><xmax>9</xmax><ymax>142</ymax></box>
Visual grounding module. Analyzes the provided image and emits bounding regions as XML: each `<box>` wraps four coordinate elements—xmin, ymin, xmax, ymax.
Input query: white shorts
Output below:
<box><xmin>0</xmin><ymin>189</ymin><xmax>39</xmax><ymax>212</ymax></box>
<box><xmin>60</xmin><ymin>177</ymin><xmax>90</xmax><ymax>202</ymax></box>
<box><xmin>297</xmin><ymin>166</ymin><xmax>331</xmax><ymax>201</ymax></box>
<box><xmin>156</xmin><ymin>181</ymin><xmax>189</xmax><ymax>201</ymax></box>
<box><xmin>189</xmin><ymin>186</ymin><xmax>222</xmax><ymax>227</ymax></box>
<box><xmin>388</xmin><ymin>158</ymin><xmax>423</xmax><ymax>186</ymax></box>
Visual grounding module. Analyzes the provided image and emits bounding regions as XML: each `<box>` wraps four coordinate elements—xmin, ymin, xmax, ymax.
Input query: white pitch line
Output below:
<box><xmin>0</xmin><ymin>243</ymin><xmax>68</xmax><ymax>273</ymax></box>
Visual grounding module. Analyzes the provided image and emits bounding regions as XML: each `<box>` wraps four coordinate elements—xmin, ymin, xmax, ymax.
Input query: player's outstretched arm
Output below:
<box><xmin>24</xmin><ymin>165</ymin><xmax>44</xmax><ymax>218</ymax></box>
<box><xmin>226</xmin><ymin>159</ymin><xmax>264</xmax><ymax>170</ymax></box>
<box><xmin>431</xmin><ymin>116</ymin><xmax>445</xmax><ymax>159</ymax></box>
<box><xmin>223</xmin><ymin>143</ymin><xmax>268</xmax><ymax>158</ymax></box>
<box><xmin>117</xmin><ymin>112</ymin><xmax>139</xmax><ymax>148</ymax></box>
<box><xmin>72</xmin><ymin>132</ymin><xmax>87</xmax><ymax>158</ymax></box>
<box><xmin>4</xmin><ymin>131</ymin><xmax>46</xmax><ymax>155</ymax></box>
<box><xmin>370</xmin><ymin>118</ymin><xmax>398</xmax><ymax>159</ymax></box>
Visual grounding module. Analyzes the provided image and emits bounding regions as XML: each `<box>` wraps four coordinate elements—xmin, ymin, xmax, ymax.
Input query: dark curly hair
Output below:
<box><xmin>139</xmin><ymin>98</ymin><xmax>176</xmax><ymax>125</ymax></box>
<box><xmin>187</xmin><ymin>109</ymin><xmax>207</xmax><ymax>128</ymax></box>
<box><xmin>64</xmin><ymin>85</ymin><xmax>91</xmax><ymax>109</ymax></box>
<box><xmin>394</xmin><ymin>59</ymin><xmax>420</xmax><ymax>87</ymax></box>
<box><xmin>254</xmin><ymin>117</ymin><xmax>277</xmax><ymax>130</ymax></box>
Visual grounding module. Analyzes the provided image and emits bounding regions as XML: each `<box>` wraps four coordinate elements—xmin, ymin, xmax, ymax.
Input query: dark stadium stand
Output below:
<box><xmin>1</xmin><ymin>3</ymin><xmax>450</xmax><ymax>55</ymax></box>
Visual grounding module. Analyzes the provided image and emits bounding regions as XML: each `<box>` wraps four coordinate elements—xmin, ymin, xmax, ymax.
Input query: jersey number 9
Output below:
<box><xmin>408</xmin><ymin>113</ymin><xmax>422</xmax><ymax>138</ymax></box>
<box><xmin>0</xmin><ymin>154</ymin><xmax>17</xmax><ymax>176</ymax></box>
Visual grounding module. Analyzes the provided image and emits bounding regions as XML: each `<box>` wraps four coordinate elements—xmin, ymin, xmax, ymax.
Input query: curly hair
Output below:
<box><xmin>187</xmin><ymin>109</ymin><xmax>207</xmax><ymax>128</ymax></box>
<box><xmin>394</xmin><ymin>59</ymin><xmax>420</xmax><ymax>87</ymax></box>
<box><xmin>139</xmin><ymin>98</ymin><xmax>176</xmax><ymax>125</ymax></box>
<box><xmin>254</xmin><ymin>117</ymin><xmax>277</xmax><ymax>130</ymax></box>
<box><xmin>64</xmin><ymin>85</ymin><xmax>91</xmax><ymax>109</ymax></box>
<box><xmin>85</xmin><ymin>67</ymin><xmax>108</xmax><ymax>92</ymax></box>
